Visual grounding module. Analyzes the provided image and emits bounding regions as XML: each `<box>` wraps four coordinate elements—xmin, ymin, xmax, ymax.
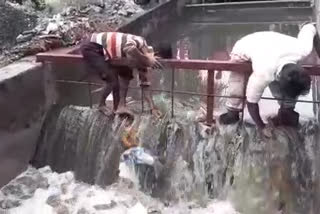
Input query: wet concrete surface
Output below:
<box><xmin>0</xmin><ymin>57</ymin><xmax>56</xmax><ymax>187</ymax></box>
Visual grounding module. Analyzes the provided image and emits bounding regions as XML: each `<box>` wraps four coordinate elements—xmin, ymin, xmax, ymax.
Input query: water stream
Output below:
<box><xmin>1</xmin><ymin>93</ymin><xmax>319</xmax><ymax>213</ymax></box>
<box><xmin>1</xmin><ymin>19</ymin><xmax>320</xmax><ymax>214</ymax></box>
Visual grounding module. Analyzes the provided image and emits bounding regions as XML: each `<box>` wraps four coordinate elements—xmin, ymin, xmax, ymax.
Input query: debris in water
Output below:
<box><xmin>121</xmin><ymin>147</ymin><xmax>155</xmax><ymax>166</ymax></box>
<box><xmin>0</xmin><ymin>166</ymin><xmax>240</xmax><ymax>214</ymax></box>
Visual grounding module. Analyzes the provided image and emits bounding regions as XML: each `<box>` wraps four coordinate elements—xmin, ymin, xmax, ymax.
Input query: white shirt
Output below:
<box><xmin>231</xmin><ymin>24</ymin><xmax>317</xmax><ymax>103</ymax></box>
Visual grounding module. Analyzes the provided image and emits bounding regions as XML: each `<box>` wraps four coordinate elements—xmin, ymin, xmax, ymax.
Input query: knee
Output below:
<box><xmin>110</xmin><ymin>78</ymin><xmax>119</xmax><ymax>90</ymax></box>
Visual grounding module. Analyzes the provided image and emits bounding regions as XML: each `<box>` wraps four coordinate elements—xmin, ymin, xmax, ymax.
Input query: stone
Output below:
<box><xmin>15</xmin><ymin>176</ymin><xmax>34</xmax><ymax>186</ymax></box>
<box><xmin>0</xmin><ymin>199</ymin><xmax>21</xmax><ymax>209</ymax></box>
<box><xmin>93</xmin><ymin>200</ymin><xmax>117</xmax><ymax>210</ymax></box>
<box><xmin>1</xmin><ymin>184</ymin><xmax>24</xmax><ymax>197</ymax></box>
<box><xmin>46</xmin><ymin>194</ymin><xmax>61</xmax><ymax>207</ymax></box>
<box><xmin>90</xmin><ymin>5</ymin><xmax>103</xmax><ymax>13</ymax></box>
<box><xmin>56</xmin><ymin>204</ymin><xmax>69</xmax><ymax>214</ymax></box>
<box><xmin>118</xmin><ymin>10</ymin><xmax>128</xmax><ymax>17</ymax></box>
<box><xmin>148</xmin><ymin>207</ymin><xmax>162</xmax><ymax>214</ymax></box>
<box><xmin>16</xmin><ymin>34</ymin><xmax>33</xmax><ymax>43</ymax></box>
<box><xmin>77</xmin><ymin>208</ymin><xmax>90</xmax><ymax>214</ymax></box>
<box><xmin>45</xmin><ymin>22</ymin><xmax>59</xmax><ymax>34</ymax></box>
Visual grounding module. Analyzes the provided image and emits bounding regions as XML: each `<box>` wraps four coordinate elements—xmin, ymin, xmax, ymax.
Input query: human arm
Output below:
<box><xmin>246</xmin><ymin>73</ymin><xmax>270</xmax><ymax>129</ymax></box>
<box><xmin>123</xmin><ymin>40</ymin><xmax>161</xmax><ymax>69</ymax></box>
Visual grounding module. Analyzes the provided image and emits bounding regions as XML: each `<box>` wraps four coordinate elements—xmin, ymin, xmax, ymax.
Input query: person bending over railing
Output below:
<box><xmin>219</xmin><ymin>22</ymin><xmax>320</xmax><ymax>136</ymax></box>
<box><xmin>79</xmin><ymin>32</ymin><xmax>164</xmax><ymax>117</ymax></box>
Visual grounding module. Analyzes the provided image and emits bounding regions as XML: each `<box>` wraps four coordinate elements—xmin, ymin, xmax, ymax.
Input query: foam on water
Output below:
<box><xmin>0</xmin><ymin>166</ymin><xmax>240</xmax><ymax>214</ymax></box>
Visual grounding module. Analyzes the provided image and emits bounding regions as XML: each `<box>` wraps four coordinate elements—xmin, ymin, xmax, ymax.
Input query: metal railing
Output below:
<box><xmin>36</xmin><ymin>51</ymin><xmax>320</xmax><ymax>125</ymax></box>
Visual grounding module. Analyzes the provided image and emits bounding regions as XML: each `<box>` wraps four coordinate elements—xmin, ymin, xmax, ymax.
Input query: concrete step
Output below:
<box><xmin>185</xmin><ymin>0</ymin><xmax>313</xmax><ymax>24</ymax></box>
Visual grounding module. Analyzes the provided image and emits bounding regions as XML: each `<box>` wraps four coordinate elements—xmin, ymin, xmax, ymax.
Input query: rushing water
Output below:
<box><xmin>0</xmin><ymin>165</ymin><xmax>239</xmax><ymax>214</ymax></box>
<box><xmin>2</xmin><ymin>19</ymin><xmax>320</xmax><ymax>214</ymax></box>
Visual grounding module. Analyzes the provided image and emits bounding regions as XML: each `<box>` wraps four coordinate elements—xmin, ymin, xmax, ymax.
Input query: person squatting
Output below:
<box><xmin>79</xmin><ymin>31</ymin><xmax>171</xmax><ymax>118</ymax></box>
<box><xmin>219</xmin><ymin>22</ymin><xmax>320</xmax><ymax>136</ymax></box>
<box><xmin>78</xmin><ymin>23</ymin><xmax>320</xmax><ymax>133</ymax></box>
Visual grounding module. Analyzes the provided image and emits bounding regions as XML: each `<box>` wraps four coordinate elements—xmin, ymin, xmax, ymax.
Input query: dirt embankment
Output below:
<box><xmin>0</xmin><ymin>0</ymin><xmax>146</xmax><ymax>67</ymax></box>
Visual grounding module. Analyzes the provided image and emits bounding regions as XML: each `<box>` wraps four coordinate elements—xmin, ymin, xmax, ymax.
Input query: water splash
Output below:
<box><xmin>0</xmin><ymin>166</ymin><xmax>239</xmax><ymax>214</ymax></box>
<box><xmin>29</xmin><ymin>95</ymin><xmax>320</xmax><ymax>213</ymax></box>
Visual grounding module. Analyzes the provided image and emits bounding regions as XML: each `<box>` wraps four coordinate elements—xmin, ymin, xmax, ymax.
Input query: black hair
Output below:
<box><xmin>154</xmin><ymin>42</ymin><xmax>173</xmax><ymax>59</ymax></box>
<box><xmin>278</xmin><ymin>63</ymin><xmax>311</xmax><ymax>98</ymax></box>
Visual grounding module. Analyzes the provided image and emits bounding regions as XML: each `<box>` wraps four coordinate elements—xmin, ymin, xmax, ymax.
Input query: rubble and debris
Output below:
<box><xmin>0</xmin><ymin>0</ymin><xmax>145</xmax><ymax>67</ymax></box>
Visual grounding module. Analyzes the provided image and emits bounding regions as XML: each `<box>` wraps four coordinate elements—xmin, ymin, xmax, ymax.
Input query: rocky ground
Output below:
<box><xmin>0</xmin><ymin>0</ymin><xmax>146</xmax><ymax>68</ymax></box>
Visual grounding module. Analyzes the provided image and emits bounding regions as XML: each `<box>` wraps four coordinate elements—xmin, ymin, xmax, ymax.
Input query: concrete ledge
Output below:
<box><xmin>0</xmin><ymin>57</ymin><xmax>56</xmax><ymax>187</ymax></box>
<box><xmin>118</xmin><ymin>0</ymin><xmax>187</xmax><ymax>45</ymax></box>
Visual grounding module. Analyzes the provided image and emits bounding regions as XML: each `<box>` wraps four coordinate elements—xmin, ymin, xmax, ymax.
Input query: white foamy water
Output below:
<box><xmin>0</xmin><ymin>166</ymin><xmax>240</xmax><ymax>214</ymax></box>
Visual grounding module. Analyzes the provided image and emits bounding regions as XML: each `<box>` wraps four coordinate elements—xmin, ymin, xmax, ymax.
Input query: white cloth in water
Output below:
<box><xmin>121</xmin><ymin>147</ymin><xmax>155</xmax><ymax>166</ymax></box>
<box><xmin>226</xmin><ymin>23</ymin><xmax>316</xmax><ymax>110</ymax></box>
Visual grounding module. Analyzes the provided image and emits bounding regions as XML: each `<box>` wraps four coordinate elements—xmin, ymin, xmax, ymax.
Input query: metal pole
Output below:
<box><xmin>241</xmin><ymin>74</ymin><xmax>247</xmax><ymax>124</ymax></box>
<box><xmin>206</xmin><ymin>69</ymin><xmax>215</xmax><ymax>125</ymax></box>
<box><xmin>171</xmin><ymin>68</ymin><xmax>175</xmax><ymax>118</ymax></box>
<box><xmin>141</xmin><ymin>86</ymin><xmax>144</xmax><ymax>113</ymax></box>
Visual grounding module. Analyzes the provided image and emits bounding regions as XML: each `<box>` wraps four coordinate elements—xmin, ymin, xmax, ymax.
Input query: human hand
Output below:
<box><xmin>151</xmin><ymin>58</ymin><xmax>163</xmax><ymax>69</ymax></box>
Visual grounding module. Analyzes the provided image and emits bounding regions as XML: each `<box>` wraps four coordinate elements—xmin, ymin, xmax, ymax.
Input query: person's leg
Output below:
<box><xmin>220</xmin><ymin>71</ymin><xmax>246</xmax><ymax>124</ymax></box>
<box><xmin>116</xmin><ymin>66</ymin><xmax>134</xmax><ymax>113</ymax></box>
<box><xmin>219</xmin><ymin>54</ymin><xmax>248</xmax><ymax>125</ymax></box>
<box><xmin>81</xmin><ymin>42</ymin><xmax>118</xmax><ymax>113</ymax></box>
<box><xmin>269</xmin><ymin>81</ymin><xmax>298</xmax><ymax>127</ymax></box>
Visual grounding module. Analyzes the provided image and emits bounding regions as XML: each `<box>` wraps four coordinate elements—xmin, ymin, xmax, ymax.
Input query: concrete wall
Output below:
<box><xmin>0</xmin><ymin>57</ymin><xmax>56</xmax><ymax>187</ymax></box>
<box><xmin>118</xmin><ymin>0</ymin><xmax>187</xmax><ymax>46</ymax></box>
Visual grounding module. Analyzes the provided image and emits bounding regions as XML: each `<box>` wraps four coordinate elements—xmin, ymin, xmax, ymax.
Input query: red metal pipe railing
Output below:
<box><xmin>36</xmin><ymin>52</ymin><xmax>320</xmax><ymax>125</ymax></box>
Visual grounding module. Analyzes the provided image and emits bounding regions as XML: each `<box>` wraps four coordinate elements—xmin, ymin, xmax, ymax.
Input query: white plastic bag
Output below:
<box><xmin>121</xmin><ymin>147</ymin><xmax>154</xmax><ymax>166</ymax></box>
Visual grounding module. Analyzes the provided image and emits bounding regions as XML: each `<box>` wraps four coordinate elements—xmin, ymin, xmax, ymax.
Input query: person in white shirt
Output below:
<box><xmin>220</xmin><ymin>23</ymin><xmax>320</xmax><ymax>132</ymax></box>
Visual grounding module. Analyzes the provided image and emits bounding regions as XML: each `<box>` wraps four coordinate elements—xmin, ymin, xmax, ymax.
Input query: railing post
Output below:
<box><xmin>171</xmin><ymin>68</ymin><xmax>175</xmax><ymax>118</ymax></box>
<box><xmin>141</xmin><ymin>87</ymin><xmax>144</xmax><ymax>113</ymax></box>
<box><xmin>206</xmin><ymin>69</ymin><xmax>215</xmax><ymax>125</ymax></box>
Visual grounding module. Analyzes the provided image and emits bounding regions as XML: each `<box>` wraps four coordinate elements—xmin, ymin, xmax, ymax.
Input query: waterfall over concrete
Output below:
<box><xmin>28</xmin><ymin>96</ymin><xmax>320</xmax><ymax>214</ymax></box>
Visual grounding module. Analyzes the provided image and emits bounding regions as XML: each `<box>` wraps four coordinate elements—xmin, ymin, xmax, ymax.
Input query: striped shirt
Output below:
<box><xmin>90</xmin><ymin>32</ymin><xmax>147</xmax><ymax>59</ymax></box>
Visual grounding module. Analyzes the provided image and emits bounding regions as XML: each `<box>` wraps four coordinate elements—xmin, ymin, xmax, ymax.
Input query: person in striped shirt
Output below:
<box><xmin>80</xmin><ymin>32</ymin><xmax>163</xmax><ymax>117</ymax></box>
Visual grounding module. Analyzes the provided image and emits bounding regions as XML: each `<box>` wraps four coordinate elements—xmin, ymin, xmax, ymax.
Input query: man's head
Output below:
<box><xmin>154</xmin><ymin>42</ymin><xmax>173</xmax><ymax>59</ymax></box>
<box><xmin>278</xmin><ymin>63</ymin><xmax>311</xmax><ymax>98</ymax></box>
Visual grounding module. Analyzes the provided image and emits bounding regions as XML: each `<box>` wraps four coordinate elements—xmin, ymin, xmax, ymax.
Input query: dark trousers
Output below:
<box><xmin>80</xmin><ymin>41</ymin><xmax>134</xmax><ymax>82</ymax></box>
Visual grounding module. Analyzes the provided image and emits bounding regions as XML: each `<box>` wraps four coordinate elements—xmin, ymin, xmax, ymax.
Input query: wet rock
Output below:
<box><xmin>94</xmin><ymin>200</ymin><xmax>117</xmax><ymax>210</ymax></box>
<box><xmin>56</xmin><ymin>204</ymin><xmax>69</xmax><ymax>214</ymax></box>
<box><xmin>15</xmin><ymin>176</ymin><xmax>34</xmax><ymax>186</ymax></box>
<box><xmin>118</xmin><ymin>10</ymin><xmax>128</xmax><ymax>17</ymax></box>
<box><xmin>77</xmin><ymin>208</ymin><xmax>90</xmax><ymax>214</ymax></box>
<box><xmin>148</xmin><ymin>207</ymin><xmax>162</xmax><ymax>214</ymax></box>
<box><xmin>1</xmin><ymin>184</ymin><xmax>24</xmax><ymax>197</ymax></box>
<box><xmin>0</xmin><ymin>199</ymin><xmax>21</xmax><ymax>209</ymax></box>
<box><xmin>62</xmin><ymin>6</ymin><xmax>77</xmax><ymax>16</ymax></box>
<box><xmin>37</xmin><ymin>176</ymin><xmax>49</xmax><ymax>189</ymax></box>
<box><xmin>64</xmin><ymin>197</ymin><xmax>77</xmax><ymax>205</ymax></box>
<box><xmin>46</xmin><ymin>194</ymin><xmax>61</xmax><ymax>207</ymax></box>
<box><xmin>20</xmin><ymin>194</ymin><xmax>33</xmax><ymax>200</ymax></box>
<box><xmin>16</xmin><ymin>33</ymin><xmax>33</xmax><ymax>43</ymax></box>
